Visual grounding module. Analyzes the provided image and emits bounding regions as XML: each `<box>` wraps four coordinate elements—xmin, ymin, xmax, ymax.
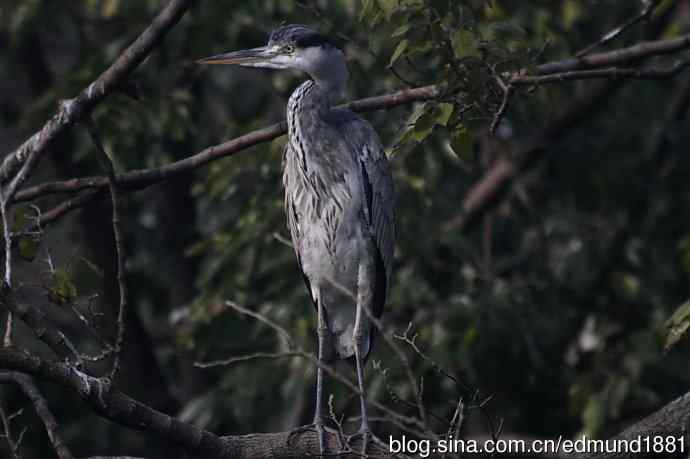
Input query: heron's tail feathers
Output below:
<box><xmin>332</xmin><ymin>321</ymin><xmax>374</xmax><ymax>364</ymax></box>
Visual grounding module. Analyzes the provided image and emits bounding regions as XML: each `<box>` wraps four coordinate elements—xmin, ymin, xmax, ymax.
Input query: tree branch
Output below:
<box><xmin>0</xmin><ymin>347</ymin><xmax>229</xmax><ymax>457</ymax></box>
<box><xmin>443</xmin><ymin>79</ymin><xmax>622</xmax><ymax>233</ymax></box>
<box><xmin>85</xmin><ymin>120</ymin><xmax>128</xmax><ymax>381</ymax></box>
<box><xmin>14</xmin><ymin>85</ymin><xmax>440</xmax><ymax>205</ymax></box>
<box><xmin>513</xmin><ymin>58</ymin><xmax>690</xmax><ymax>85</ymax></box>
<box><xmin>0</xmin><ymin>348</ymin><xmax>391</xmax><ymax>458</ymax></box>
<box><xmin>580</xmin><ymin>391</ymin><xmax>690</xmax><ymax>459</ymax></box>
<box><xmin>444</xmin><ymin>7</ymin><xmax>684</xmax><ymax>233</ymax></box>
<box><xmin>537</xmin><ymin>33</ymin><xmax>690</xmax><ymax>75</ymax></box>
<box><xmin>575</xmin><ymin>0</ymin><xmax>662</xmax><ymax>57</ymax></box>
<box><xmin>0</xmin><ymin>372</ymin><xmax>74</xmax><ymax>459</ymax></box>
<box><xmin>0</xmin><ymin>0</ymin><xmax>194</xmax><ymax>187</ymax></box>
<box><xmin>9</xmin><ymin>30</ymin><xmax>690</xmax><ymax>236</ymax></box>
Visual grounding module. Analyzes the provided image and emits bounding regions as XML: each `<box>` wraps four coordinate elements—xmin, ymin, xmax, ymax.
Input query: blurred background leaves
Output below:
<box><xmin>1</xmin><ymin>0</ymin><xmax>690</xmax><ymax>457</ymax></box>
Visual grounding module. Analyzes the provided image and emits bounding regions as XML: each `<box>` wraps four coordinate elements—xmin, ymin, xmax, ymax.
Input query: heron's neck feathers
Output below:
<box><xmin>306</xmin><ymin>48</ymin><xmax>349</xmax><ymax>106</ymax></box>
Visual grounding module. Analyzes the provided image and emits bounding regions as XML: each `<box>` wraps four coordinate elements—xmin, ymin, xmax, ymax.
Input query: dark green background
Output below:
<box><xmin>1</xmin><ymin>0</ymin><xmax>690</xmax><ymax>457</ymax></box>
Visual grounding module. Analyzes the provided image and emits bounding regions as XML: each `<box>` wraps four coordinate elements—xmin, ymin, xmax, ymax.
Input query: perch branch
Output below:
<box><xmin>0</xmin><ymin>347</ymin><xmax>392</xmax><ymax>458</ymax></box>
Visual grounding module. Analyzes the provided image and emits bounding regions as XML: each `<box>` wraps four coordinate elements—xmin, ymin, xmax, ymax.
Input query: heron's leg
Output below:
<box><xmin>353</xmin><ymin>334</ymin><xmax>370</xmax><ymax>456</ymax></box>
<box><xmin>314</xmin><ymin>299</ymin><xmax>329</xmax><ymax>456</ymax></box>
<box><xmin>352</xmin><ymin>274</ymin><xmax>371</xmax><ymax>456</ymax></box>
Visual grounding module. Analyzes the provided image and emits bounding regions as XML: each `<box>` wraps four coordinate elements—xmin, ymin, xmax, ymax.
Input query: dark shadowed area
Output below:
<box><xmin>1</xmin><ymin>1</ymin><xmax>690</xmax><ymax>458</ymax></box>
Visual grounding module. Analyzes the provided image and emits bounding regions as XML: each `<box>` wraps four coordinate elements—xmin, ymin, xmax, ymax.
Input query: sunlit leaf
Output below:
<box><xmin>664</xmin><ymin>300</ymin><xmax>690</xmax><ymax>351</ymax></box>
<box><xmin>376</xmin><ymin>0</ymin><xmax>398</xmax><ymax>21</ymax></box>
<box><xmin>562</xmin><ymin>0</ymin><xmax>582</xmax><ymax>29</ymax></box>
<box><xmin>436</xmin><ymin>103</ymin><xmax>454</xmax><ymax>126</ymax></box>
<box><xmin>450</xmin><ymin>127</ymin><xmax>474</xmax><ymax>160</ymax></box>
<box><xmin>102</xmin><ymin>0</ymin><xmax>120</xmax><ymax>18</ymax></box>
<box><xmin>392</xmin><ymin>23</ymin><xmax>411</xmax><ymax>38</ymax></box>
<box><xmin>582</xmin><ymin>394</ymin><xmax>605</xmax><ymax>437</ymax></box>
<box><xmin>388</xmin><ymin>39</ymin><xmax>408</xmax><ymax>67</ymax></box>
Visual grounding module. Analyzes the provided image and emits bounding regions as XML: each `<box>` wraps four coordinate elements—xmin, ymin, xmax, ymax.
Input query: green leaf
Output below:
<box><xmin>664</xmin><ymin>300</ymin><xmax>690</xmax><ymax>351</ymax></box>
<box><xmin>562</xmin><ymin>0</ymin><xmax>582</xmax><ymax>29</ymax></box>
<box><xmin>376</xmin><ymin>0</ymin><xmax>398</xmax><ymax>21</ymax></box>
<box><xmin>18</xmin><ymin>238</ymin><xmax>40</xmax><ymax>262</ymax></box>
<box><xmin>582</xmin><ymin>394</ymin><xmax>605</xmax><ymax>437</ymax></box>
<box><xmin>48</xmin><ymin>269</ymin><xmax>78</xmax><ymax>306</ymax></box>
<box><xmin>388</xmin><ymin>39</ymin><xmax>408</xmax><ymax>67</ymax></box>
<box><xmin>607</xmin><ymin>378</ymin><xmax>629</xmax><ymax>418</ymax></box>
<box><xmin>436</xmin><ymin>103</ymin><xmax>454</xmax><ymax>126</ymax></box>
<box><xmin>359</xmin><ymin>0</ymin><xmax>375</xmax><ymax>22</ymax></box>
<box><xmin>391</xmin><ymin>23</ymin><xmax>411</xmax><ymax>37</ymax></box>
<box><xmin>101</xmin><ymin>0</ymin><xmax>120</xmax><ymax>18</ymax></box>
<box><xmin>408</xmin><ymin>104</ymin><xmax>437</xmax><ymax>143</ymax></box>
<box><xmin>11</xmin><ymin>206</ymin><xmax>35</xmax><ymax>233</ymax></box>
<box><xmin>450</xmin><ymin>127</ymin><xmax>474</xmax><ymax>160</ymax></box>
<box><xmin>451</xmin><ymin>29</ymin><xmax>479</xmax><ymax>59</ymax></box>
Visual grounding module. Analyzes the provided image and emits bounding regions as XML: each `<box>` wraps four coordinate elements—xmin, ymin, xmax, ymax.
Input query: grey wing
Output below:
<box><xmin>282</xmin><ymin>143</ymin><xmax>316</xmax><ymax>307</ymax></box>
<box><xmin>345</xmin><ymin>116</ymin><xmax>396</xmax><ymax>291</ymax></box>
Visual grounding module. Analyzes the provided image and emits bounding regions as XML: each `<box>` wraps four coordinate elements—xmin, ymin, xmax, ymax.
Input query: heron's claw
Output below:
<box><xmin>346</xmin><ymin>426</ymin><xmax>385</xmax><ymax>457</ymax></box>
<box><xmin>287</xmin><ymin>420</ymin><xmax>328</xmax><ymax>457</ymax></box>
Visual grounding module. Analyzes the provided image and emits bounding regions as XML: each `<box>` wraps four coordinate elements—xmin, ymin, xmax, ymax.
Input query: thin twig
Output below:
<box><xmin>3</xmin><ymin>313</ymin><xmax>11</xmax><ymax>348</ymax></box>
<box><xmin>490</xmin><ymin>83</ymin><xmax>514</xmax><ymax>134</ymax></box>
<box><xmin>0</xmin><ymin>402</ymin><xmax>24</xmax><ymax>459</ymax></box>
<box><xmin>442</xmin><ymin>399</ymin><xmax>464</xmax><ymax>459</ymax></box>
<box><xmin>84</xmin><ymin>119</ymin><xmax>128</xmax><ymax>381</ymax></box>
<box><xmin>322</xmin><ymin>275</ymin><xmax>435</xmax><ymax>433</ymax></box>
<box><xmin>194</xmin><ymin>351</ymin><xmax>304</xmax><ymax>368</ymax></box>
<box><xmin>196</xmin><ymin>300</ymin><xmax>431</xmax><ymax>435</ymax></box>
<box><xmin>576</xmin><ymin>0</ymin><xmax>662</xmax><ymax>57</ymax></box>
<box><xmin>0</xmin><ymin>372</ymin><xmax>74</xmax><ymax>459</ymax></box>
<box><xmin>0</xmin><ymin>186</ymin><xmax>13</xmax><ymax>347</ymax></box>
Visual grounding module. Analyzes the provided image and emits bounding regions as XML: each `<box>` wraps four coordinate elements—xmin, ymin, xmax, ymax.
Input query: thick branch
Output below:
<box><xmin>15</xmin><ymin>85</ymin><xmax>439</xmax><ymax>206</ymax></box>
<box><xmin>580</xmin><ymin>391</ymin><xmax>690</xmax><ymax>459</ymax></box>
<box><xmin>0</xmin><ymin>348</ymin><xmax>389</xmax><ymax>458</ymax></box>
<box><xmin>0</xmin><ymin>0</ymin><xmax>194</xmax><ymax>187</ymax></box>
<box><xmin>537</xmin><ymin>33</ymin><xmax>690</xmax><ymax>75</ymax></box>
<box><xmin>1</xmin><ymin>288</ymin><xmax>86</xmax><ymax>365</ymax></box>
<box><xmin>0</xmin><ymin>347</ymin><xmax>228</xmax><ymax>457</ymax></box>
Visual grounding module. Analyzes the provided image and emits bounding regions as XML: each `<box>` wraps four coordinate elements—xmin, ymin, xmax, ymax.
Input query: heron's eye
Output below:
<box><xmin>284</xmin><ymin>44</ymin><xmax>295</xmax><ymax>54</ymax></box>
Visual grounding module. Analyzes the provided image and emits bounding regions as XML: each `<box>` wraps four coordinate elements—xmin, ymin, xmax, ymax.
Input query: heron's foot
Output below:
<box><xmin>345</xmin><ymin>425</ymin><xmax>385</xmax><ymax>457</ymax></box>
<box><xmin>287</xmin><ymin>419</ymin><xmax>328</xmax><ymax>457</ymax></box>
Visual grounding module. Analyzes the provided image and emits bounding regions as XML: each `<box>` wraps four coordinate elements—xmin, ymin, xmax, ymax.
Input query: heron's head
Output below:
<box><xmin>198</xmin><ymin>25</ymin><xmax>348</xmax><ymax>94</ymax></box>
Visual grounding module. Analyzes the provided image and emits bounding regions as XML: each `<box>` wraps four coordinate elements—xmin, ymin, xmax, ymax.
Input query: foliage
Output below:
<box><xmin>1</xmin><ymin>0</ymin><xmax>690</xmax><ymax>457</ymax></box>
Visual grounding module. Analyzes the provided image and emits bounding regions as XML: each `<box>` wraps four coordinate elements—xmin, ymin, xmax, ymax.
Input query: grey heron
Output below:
<box><xmin>198</xmin><ymin>24</ymin><xmax>395</xmax><ymax>456</ymax></box>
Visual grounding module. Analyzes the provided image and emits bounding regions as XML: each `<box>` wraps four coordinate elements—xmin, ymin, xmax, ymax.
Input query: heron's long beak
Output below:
<box><xmin>196</xmin><ymin>46</ymin><xmax>284</xmax><ymax>68</ymax></box>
